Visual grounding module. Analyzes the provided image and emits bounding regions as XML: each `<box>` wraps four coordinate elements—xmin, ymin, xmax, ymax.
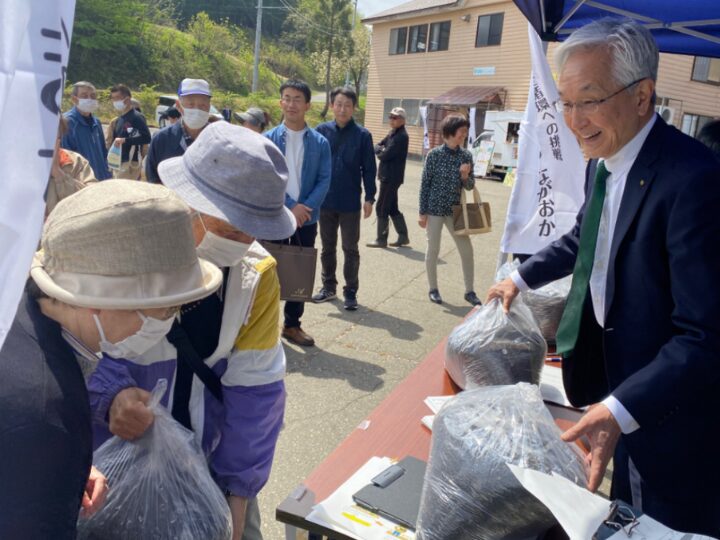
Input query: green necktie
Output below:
<box><xmin>555</xmin><ymin>161</ymin><xmax>610</xmax><ymax>355</ymax></box>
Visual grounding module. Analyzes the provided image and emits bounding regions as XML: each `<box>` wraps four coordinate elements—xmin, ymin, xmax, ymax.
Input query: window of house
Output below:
<box><xmin>383</xmin><ymin>98</ymin><xmax>402</xmax><ymax>123</ymax></box>
<box><xmin>402</xmin><ymin>99</ymin><xmax>420</xmax><ymax>126</ymax></box>
<box><xmin>691</xmin><ymin>56</ymin><xmax>720</xmax><ymax>84</ymax></box>
<box><xmin>681</xmin><ymin>113</ymin><xmax>715</xmax><ymax>137</ymax></box>
<box><xmin>475</xmin><ymin>13</ymin><xmax>504</xmax><ymax>47</ymax></box>
<box><xmin>389</xmin><ymin>27</ymin><xmax>407</xmax><ymax>55</ymax></box>
<box><xmin>408</xmin><ymin>24</ymin><xmax>428</xmax><ymax>53</ymax></box>
<box><xmin>429</xmin><ymin>21</ymin><xmax>451</xmax><ymax>52</ymax></box>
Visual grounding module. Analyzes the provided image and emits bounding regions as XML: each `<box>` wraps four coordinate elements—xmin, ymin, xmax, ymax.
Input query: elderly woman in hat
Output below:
<box><xmin>0</xmin><ymin>180</ymin><xmax>222</xmax><ymax>538</ymax></box>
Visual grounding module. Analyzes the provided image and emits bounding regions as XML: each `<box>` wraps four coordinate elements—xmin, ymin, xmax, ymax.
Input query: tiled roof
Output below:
<box><xmin>363</xmin><ymin>0</ymin><xmax>460</xmax><ymax>23</ymax></box>
<box><xmin>427</xmin><ymin>86</ymin><xmax>505</xmax><ymax>106</ymax></box>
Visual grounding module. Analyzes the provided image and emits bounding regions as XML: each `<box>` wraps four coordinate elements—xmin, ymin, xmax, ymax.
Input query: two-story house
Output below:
<box><xmin>362</xmin><ymin>0</ymin><xmax>720</xmax><ymax>157</ymax></box>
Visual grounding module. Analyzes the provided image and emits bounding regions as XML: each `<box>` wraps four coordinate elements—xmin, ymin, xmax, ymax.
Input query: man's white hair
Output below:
<box><xmin>554</xmin><ymin>18</ymin><xmax>659</xmax><ymax>87</ymax></box>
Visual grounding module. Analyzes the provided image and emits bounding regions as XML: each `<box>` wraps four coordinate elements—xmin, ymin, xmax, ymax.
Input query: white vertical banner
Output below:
<box><xmin>420</xmin><ymin>105</ymin><xmax>429</xmax><ymax>151</ymax></box>
<box><xmin>500</xmin><ymin>23</ymin><xmax>585</xmax><ymax>255</ymax></box>
<box><xmin>0</xmin><ymin>0</ymin><xmax>76</xmax><ymax>349</ymax></box>
<box><xmin>468</xmin><ymin>106</ymin><xmax>477</xmax><ymax>146</ymax></box>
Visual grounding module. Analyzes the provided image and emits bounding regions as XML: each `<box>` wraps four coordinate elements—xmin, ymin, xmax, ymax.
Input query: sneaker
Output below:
<box><xmin>343</xmin><ymin>290</ymin><xmax>358</xmax><ymax>311</ymax></box>
<box><xmin>282</xmin><ymin>326</ymin><xmax>315</xmax><ymax>347</ymax></box>
<box><xmin>464</xmin><ymin>291</ymin><xmax>482</xmax><ymax>306</ymax></box>
<box><xmin>428</xmin><ymin>289</ymin><xmax>443</xmax><ymax>304</ymax></box>
<box><xmin>312</xmin><ymin>288</ymin><xmax>336</xmax><ymax>303</ymax></box>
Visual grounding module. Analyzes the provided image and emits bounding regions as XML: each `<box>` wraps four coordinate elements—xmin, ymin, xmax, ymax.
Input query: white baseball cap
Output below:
<box><xmin>178</xmin><ymin>78</ymin><xmax>212</xmax><ymax>97</ymax></box>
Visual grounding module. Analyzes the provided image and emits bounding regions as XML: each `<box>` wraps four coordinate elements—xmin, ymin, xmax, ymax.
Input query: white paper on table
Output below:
<box><xmin>424</xmin><ymin>395</ymin><xmax>454</xmax><ymax>414</ymax></box>
<box><xmin>307</xmin><ymin>456</ymin><xmax>417</xmax><ymax>540</ymax></box>
<box><xmin>420</xmin><ymin>415</ymin><xmax>434</xmax><ymax>430</ymax></box>
<box><xmin>540</xmin><ymin>365</ymin><xmax>587</xmax><ymax>410</ymax></box>
<box><xmin>507</xmin><ymin>463</ymin><xmax>609</xmax><ymax>540</ymax></box>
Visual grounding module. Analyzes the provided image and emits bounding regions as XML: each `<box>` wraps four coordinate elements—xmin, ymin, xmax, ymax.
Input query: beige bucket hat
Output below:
<box><xmin>31</xmin><ymin>180</ymin><xmax>223</xmax><ymax>309</ymax></box>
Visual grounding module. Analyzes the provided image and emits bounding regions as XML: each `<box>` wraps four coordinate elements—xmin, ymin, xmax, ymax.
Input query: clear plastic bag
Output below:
<box><xmin>495</xmin><ymin>260</ymin><xmax>572</xmax><ymax>342</ymax></box>
<box><xmin>416</xmin><ymin>383</ymin><xmax>588</xmax><ymax>540</ymax></box>
<box><xmin>77</xmin><ymin>380</ymin><xmax>232</xmax><ymax>540</ymax></box>
<box><xmin>445</xmin><ymin>297</ymin><xmax>546</xmax><ymax>389</ymax></box>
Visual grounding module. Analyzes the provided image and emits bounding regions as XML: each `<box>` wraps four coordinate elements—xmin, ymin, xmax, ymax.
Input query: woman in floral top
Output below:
<box><xmin>419</xmin><ymin>114</ymin><xmax>481</xmax><ymax>306</ymax></box>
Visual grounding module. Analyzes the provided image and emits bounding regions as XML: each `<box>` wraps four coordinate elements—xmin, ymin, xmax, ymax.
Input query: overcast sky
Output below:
<box><xmin>357</xmin><ymin>0</ymin><xmax>408</xmax><ymax>19</ymax></box>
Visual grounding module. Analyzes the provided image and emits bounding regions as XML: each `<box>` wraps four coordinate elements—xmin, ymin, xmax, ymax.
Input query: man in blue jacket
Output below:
<box><xmin>266</xmin><ymin>80</ymin><xmax>331</xmax><ymax>346</ymax></box>
<box><xmin>62</xmin><ymin>81</ymin><xmax>111</xmax><ymax>180</ymax></box>
<box><xmin>314</xmin><ymin>87</ymin><xmax>377</xmax><ymax>311</ymax></box>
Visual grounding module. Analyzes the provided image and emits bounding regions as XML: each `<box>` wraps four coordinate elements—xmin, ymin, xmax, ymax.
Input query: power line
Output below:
<box><xmin>277</xmin><ymin>0</ymin><xmax>343</xmax><ymax>37</ymax></box>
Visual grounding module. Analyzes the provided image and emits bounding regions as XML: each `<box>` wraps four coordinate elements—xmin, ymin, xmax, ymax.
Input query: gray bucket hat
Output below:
<box><xmin>235</xmin><ymin>107</ymin><xmax>266</xmax><ymax>127</ymax></box>
<box><xmin>158</xmin><ymin>121</ymin><xmax>296</xmax><ymax>240</ymax></box>
<box><xmin>31</xmin><ymin>180</ymin><xmax>223</xmax><ymax>309</ymax></box>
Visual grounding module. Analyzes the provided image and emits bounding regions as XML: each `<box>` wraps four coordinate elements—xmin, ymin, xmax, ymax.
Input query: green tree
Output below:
<box><xmin>344</xmin><ymin>24</ymin><xmax>371</xmax><ymax>98</ymax></box>
<box><xmin>285</xmin><ymin>0</ymin><xmax>353</xmax><ymax>117</ymax></box>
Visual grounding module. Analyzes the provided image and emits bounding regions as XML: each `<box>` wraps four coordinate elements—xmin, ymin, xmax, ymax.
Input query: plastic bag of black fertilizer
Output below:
<box><xmin>445</xmin><ymin>297</ymin><xmax>546</xmax><ymax>389</ymax></box>
<box><xmin>416</xmin><ymin>383</ymin><xmax>588</xmax><ymax>540</ymax></box>
<box><xmin>77</xmin><ymin>379</ymin><xmax>232</xmax><ymax>540</ymax></box>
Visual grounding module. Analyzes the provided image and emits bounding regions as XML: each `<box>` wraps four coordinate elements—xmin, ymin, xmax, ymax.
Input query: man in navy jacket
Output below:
<box><xmin>314</xmin><ymin>87</ymin><xmax>376</xmax><ymax>311</ymax></box>
<box><xmin>488</xmin><ymin>19</ymin><xmax>720</xmax><ymax>536</ymax></box>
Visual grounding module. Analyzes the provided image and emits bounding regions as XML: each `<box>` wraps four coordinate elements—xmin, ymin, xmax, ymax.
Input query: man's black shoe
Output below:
<box><xmin>428</xmin><ymin>289</ymin><xmax>442</xmax><ymax>304</ymax></box>
<box><xmin>343</xmin><ymin>291</ymin><xmax>358</xmax><ymax>311</ymax></box>
<box><xmin>464</xmin><ymin>291</ymin><xmax>482</xmax><ymax>306</ymax></box>
<box><xmin>312</xmin><ymin>288</ymin><xmax>336</xmax><ymax>303</ymax></box>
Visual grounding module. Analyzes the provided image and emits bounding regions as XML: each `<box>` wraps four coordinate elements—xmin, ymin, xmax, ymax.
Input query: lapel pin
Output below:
<box><xmin>640</xmin><ymin>179</ymin><xmax>645</xmax><ymax>187</ymax></box>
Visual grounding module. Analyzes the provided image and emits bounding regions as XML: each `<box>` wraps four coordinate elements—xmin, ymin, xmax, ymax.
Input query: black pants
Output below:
<box><xmin>375</xmin><ymin>181</ymin><xmax>401</xmax><ymax>218</ymax></box>
<box><xmin>319</xmin><ymin>209</ymin><xmax>361</xmax><ymax>294</ymax></box>
<box><xmin>277</xmin><ymin>223</ymin><xmax>318</xmax><ymax>328</ymax></box>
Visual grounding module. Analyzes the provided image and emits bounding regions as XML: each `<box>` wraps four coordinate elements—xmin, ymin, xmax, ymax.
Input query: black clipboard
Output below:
<box><xmin>351</xmin><ymin>456</ymin><xmax>427</xmax><ymax>531</ymax></box>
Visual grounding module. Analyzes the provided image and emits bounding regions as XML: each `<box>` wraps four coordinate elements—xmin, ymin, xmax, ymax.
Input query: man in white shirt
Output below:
<box><xmin>487</xmin><ymin>19</ymin><xmax>720</xmax><ymax>536</ymax></box>
<box><xmin>266</xmin><ymin>80</ymin><xmax>332</xmax><ymax>347</ymax></box>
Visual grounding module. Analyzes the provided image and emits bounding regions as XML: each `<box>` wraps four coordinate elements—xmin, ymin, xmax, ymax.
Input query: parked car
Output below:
<box><xmin>155</xmin><ymin>95</ymin><xmax>222</xmax><ymax>128</ymax></box>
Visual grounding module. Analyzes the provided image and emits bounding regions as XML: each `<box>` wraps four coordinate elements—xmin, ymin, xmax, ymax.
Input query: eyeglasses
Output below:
<box><xmin>603</xmin><ymin>502</ymin><xmax>639</xmax><ymax>537</ymax></box>
<box><xmin>388</xmin><ymin>115</ymin><xmax>399</xmax><ymax>120</ymax></box>
<box><xmin>281</xmin><ymin>97</ymin><xmax>305</xmax><ymax>105</ymax></box>
<box><xmin>553</xmin><ymin>78</ymin><xmax>646</xmax><ymax>115</ymax></box>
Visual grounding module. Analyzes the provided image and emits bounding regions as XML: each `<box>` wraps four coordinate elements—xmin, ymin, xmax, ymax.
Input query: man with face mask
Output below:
<box><xmin>0</xmin><ymin>180</ymin><xmax>222</xmax><ymax>538</ymax></box>
<box><xmin>62</xmin><ymin>81</ymin><xmax>112</xmax><ymax>180</ymax></box>
<box><xmin>99</xmin><ymin>122</ymin><xmax>295</xmax><ymax>540</ymax></box>
<box><xmin>107</xmin><ymin>84</ymin><xmax>151</xmax><ymax>180</ymax></box>
<box><xmin>145</xmin><ymin>78</ymin><xmax>216</xmax><ymax>184</ymax></box>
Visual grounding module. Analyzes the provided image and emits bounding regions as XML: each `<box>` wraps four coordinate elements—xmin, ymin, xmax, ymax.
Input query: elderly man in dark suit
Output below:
<box><xmin>488</xmin><ymin>18</ymin><xmax>720</xmax><ymax>536</ymax></box>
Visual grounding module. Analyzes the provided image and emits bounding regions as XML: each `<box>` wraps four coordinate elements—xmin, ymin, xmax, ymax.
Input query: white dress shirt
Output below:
<box><xmin>512</xmin><ymin>115</ymin><xmax>657</xmax><ymax>434</ymax></box>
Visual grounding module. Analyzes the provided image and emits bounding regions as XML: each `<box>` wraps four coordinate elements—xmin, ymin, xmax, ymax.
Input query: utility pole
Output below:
<box><xmin>343</xmin><ymin>0</ymin><xmax>358</xmax><ymax>87</ymax></box>
<box><xmin>252</xmin><ymin>0</ymin><xmax>263</xmax><ymax>93</ymax></box>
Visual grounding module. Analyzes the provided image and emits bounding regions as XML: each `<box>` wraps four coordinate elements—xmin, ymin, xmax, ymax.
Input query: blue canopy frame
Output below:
<box><xmin>514</xmin><ymin>0</ymin><xmax>720</xmax><ymax>57</ymax></box>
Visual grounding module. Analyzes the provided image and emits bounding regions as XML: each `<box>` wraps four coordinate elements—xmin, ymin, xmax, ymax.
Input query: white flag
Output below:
<box><xmin>0</xmin><ymin>1</ymin><xmax>76</xmax><ymax>350</ymax></box>
<box><xmin>500</xmin><ymin>22</ymin><xmax>585</xmax><ymax>255</ymax></box>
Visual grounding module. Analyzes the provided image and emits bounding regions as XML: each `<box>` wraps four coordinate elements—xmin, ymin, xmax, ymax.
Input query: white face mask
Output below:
<box><xmin>77</xmin><ymin>98</ymin><xmax>99</xmax><ymax>114</ymax></box>
<box><xmin>112</xmin><ymin>100</ymin><xmax>126</xmax><ymax>112</ymax></box>
<box><xmin>94</xmin><ymin>312</ymin><xmax>175</xmax><ymax>360</ymax></box>
<box><xmin>197</xmin><ymin>230</ymin><xmax>250</xmax><ymax>268</ymax></box>
<box><xmin>182</xmin><ymin>108</ymin><xmax>210</xmax><ymax>129</ymax></box>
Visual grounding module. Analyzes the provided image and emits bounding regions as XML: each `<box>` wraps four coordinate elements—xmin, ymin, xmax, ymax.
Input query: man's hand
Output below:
<box><xmin>459</xmin><ymin>162</ymin><xmax>472</xmax><ymax>181</ymax></box>
<box><xmin>109</xmin><ymin>387</ymin><xmax>153</xmax><ymax>440</ymax></box>
<box><xmin>418</xmin><ymin>214</ymin><xmax>428</xmax><ymax>229</ymax></box>
<box><xmin>561</xmin><ymin>404</ymin><xmax>621</xmax><ymax>492</ymax></box>
<box><xmin>291</xmin><ymin>203</ymin><xmax>312</xmax><ymax>228</ymax></box>
<box><xmin>485</xmin><ymin>277</ymin><xmax>520</xmax><ymax>313</ymax></box>
<box><xmin>363</xmin><ymin>201</ymin><xmax>373</xmax><ymax>219</ymax></box>
<box><xmin>228</xmin><ymin>495</ymin><xmax>248</xmax><ymax>540</ymax></box>
<box><xmin>113</xmin><ymin>137</ymin><xmax>125</xmax><ymax>147</ymax></box>
<box><xmin>80</xmin><ymin>466</ymin><xmax>108</xmax><ymax>517</ymax></box>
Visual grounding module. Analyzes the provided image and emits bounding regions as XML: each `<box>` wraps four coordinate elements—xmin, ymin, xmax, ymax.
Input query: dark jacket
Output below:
<box><xmin>62</xmin><ymin>107</ymin><xmax>111</xmax><ymax>180</ymax></box>
<box><xmin>518</xmin><ymin>116</ymin><xmax>720</xmax><ymax>536</ymax></box>
<box><xmin>316</xmin><ymin>118</ymin><xmax>377</xmax><ymax>212</ymax></box>
<box><xmin>110</xmin><ymin>108</ymin><xmax>152</xmax><ymax>163</ymax></box>
<box><xmin>0</xmin><ymin>293</ymin><xmax>92</xmax><ymax>539</ymax></box>
<box><xmin>145</xmin><ymin>121</ymin><xmax>191</xmax><ymax>183</ymax></box>
<box><xmin>375</xmin><ymin>125</ymin><xmax>409</xmax><ymax>185</ymax></box>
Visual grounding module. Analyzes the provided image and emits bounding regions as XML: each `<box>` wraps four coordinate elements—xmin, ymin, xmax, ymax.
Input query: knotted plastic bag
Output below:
<box><xmin>445</xmin><ymin>297</ymin><xmax>546</xmax><ymax>389</ymax></box>
<box><xmin>495</xmin><ymin>260</ymin><xmax>572</xmax><ymax>343</ymax></box>
<box><xmin>416</xmin><ymin>383</ymin><xmax>587</xmax><ymax>540</ymax></box>
<box><xmin>77</xmin><ymin>380</ymin><xmax>232</xmax><ymax>540</ymax></box>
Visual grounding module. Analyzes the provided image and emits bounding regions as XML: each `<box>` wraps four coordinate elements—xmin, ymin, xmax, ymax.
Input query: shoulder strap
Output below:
<box><xmin>167</xmin><ymin>322</ymin><xmax>223</xmax><ymax>429</ymax></box>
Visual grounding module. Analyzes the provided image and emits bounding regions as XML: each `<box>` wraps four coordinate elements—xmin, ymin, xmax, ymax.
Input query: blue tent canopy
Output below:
<box><xmin>514</xmin><ymin>0</ymin><xmax>720</xmax><ymax>57</ymax></box>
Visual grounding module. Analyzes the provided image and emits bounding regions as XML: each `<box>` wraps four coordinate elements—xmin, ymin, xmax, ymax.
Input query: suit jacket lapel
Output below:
<box><xmin>604</xmin><ymin>117</ymin><xmax>666</xmax><ymax>318</ymax></box>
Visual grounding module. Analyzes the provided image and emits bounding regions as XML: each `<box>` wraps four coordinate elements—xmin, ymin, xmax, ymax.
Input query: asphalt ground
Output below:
<box><xmin>259</xmin><ymin>159</ymin><xmax>516</xmax><ymax>539</ymax></box>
